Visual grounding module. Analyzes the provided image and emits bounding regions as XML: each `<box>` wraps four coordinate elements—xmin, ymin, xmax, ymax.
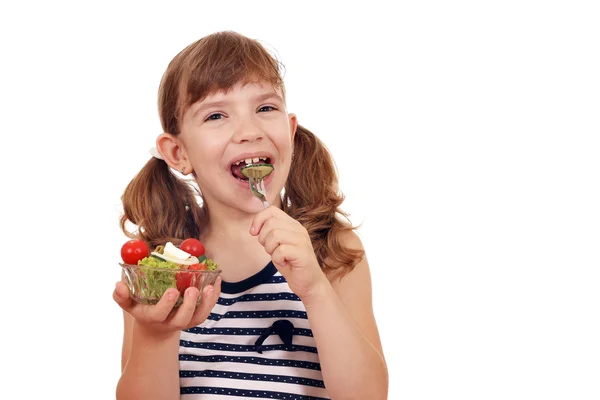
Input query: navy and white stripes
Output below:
<box><xmin>179</xmin><ymin>262</ymin><xmax>329</xmax><ymax>399</ymax></box>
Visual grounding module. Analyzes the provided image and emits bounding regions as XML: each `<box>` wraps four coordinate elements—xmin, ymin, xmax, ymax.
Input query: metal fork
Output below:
<box><xmin>249</xmin><ymin>177</ymin><xmax>269</xmax><ymax>208</ymax></box>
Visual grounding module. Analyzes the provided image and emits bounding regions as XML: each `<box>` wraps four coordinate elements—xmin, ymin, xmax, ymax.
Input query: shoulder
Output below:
<box><xmin>326</xmin><ymin>228</ymin><xmax>370</xmax><ymax>295</ymax></box>
<box><xmin>327</xmin><ymin>214</ymin><xmax>366</xmax><ymax>272</ymax></box>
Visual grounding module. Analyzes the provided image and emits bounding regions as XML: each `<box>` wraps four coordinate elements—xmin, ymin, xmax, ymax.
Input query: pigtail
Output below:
<box><xmin>119</xmin><ymin>157</ymin><xmax>206</xmax><ymax>249</ymax></box>
<box><xmin>283</xmin><ymin>125</ymin><xmax>364</xmax><ymax>276</ymax></box>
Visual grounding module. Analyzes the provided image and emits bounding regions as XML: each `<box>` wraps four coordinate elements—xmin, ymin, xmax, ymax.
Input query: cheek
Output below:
<box><xmin>276</xmin><ymin>136</ymin><xmax>294</xmax><ymax>162</ymax></box>
<box><xmin>188</xmin><ymin>137</ymin><xmax>227</xmax><ymax>178</ymax></box>
<box><xmin>192</xmin><ymin>136</ymin><xmax>225</xmax><ymax>160</ymax></box>
<box><xmin>273</xmin><ymin>124</ymin><xmax>294</xmax><ymax>151</ymax></box>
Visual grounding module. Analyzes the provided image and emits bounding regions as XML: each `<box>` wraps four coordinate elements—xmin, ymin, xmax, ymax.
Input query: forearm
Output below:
<box><xmin>117</xmin><ymin>321</ymin><xmax>181</xmax><ymax>400</ymax></box>
<box><xmin>304</xmin><ymin>281</ymin><xmax>388</xmax><ymax>400</ymax></box>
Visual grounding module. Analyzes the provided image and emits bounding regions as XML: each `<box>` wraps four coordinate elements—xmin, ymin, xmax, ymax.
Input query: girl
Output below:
<box><xmin>113</xmin><ymin>31</ymin><xmax>388</xmax><ymax>400</ymax></box>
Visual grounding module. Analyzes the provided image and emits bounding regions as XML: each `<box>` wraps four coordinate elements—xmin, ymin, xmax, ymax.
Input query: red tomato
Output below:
<box><xmin>120</xmin><ymin>239</ymin><xmax>149</xmax><ymax>265</ymax></box>
<box><xmin>175</xmin><ymin>264</ymin><xmax>207</xmax><ymax>295</ymax></box>
<box><xmin>175</xmin><ymin>271</ymin><xmax>191</xmax><ymax>295</ymax></box>
<box><xmin>180</xmin><ymin>238</ymin><xmax>205</xmax><ymax>257</ymax></box>
<box><xmin>188</xmin><ymin>263</ymin><xmax>207</xmax><ymax>271</ymax></box>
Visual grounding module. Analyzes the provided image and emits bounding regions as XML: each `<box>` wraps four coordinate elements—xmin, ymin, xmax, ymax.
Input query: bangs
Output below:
<box><xmin>182</xmin><ymin>32</ymin><xmax>284</xmax><ymax>113</ymax></box>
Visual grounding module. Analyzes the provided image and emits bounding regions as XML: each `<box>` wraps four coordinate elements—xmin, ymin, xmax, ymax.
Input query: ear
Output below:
<box><xmin>156</xmin><ymin>133</ymin><xmax>190</xmax><ymax>174</ymax></box>
<box><xmin>288</xmin><ymin>113</ymin><xmax>298</xmax><ymax>141</ymax></box>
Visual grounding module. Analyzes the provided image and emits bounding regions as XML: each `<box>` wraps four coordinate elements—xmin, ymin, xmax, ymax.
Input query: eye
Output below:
<box><xmin>258</xmin><ymin>105</ymin><xmax>277</xmax><ymax>113</ymax></box>
<box><xmin>205</xmin><ymin>113</ymin><xmax>225</xmax><ymax>121</ymax></box>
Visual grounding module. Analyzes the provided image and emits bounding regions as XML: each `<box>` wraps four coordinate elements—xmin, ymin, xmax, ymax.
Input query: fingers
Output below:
<box><xmin>167</xmin><ymin>287</ymin><xmax>199</xmax><ymax>328</ymax></box>
<box><xmin>254</xmin><ymin>212</ymin><xmax>305</xmax><ymax>246</ymax></box>
<box><xmin>250</xmin><ymin>206</ymin><xmax>303</xmax><ymax>236</ymax></box>
<box><xmin>256</xmin><ymin>217</ymin><xmax>276</xmax><ymax>246</ymax></box>
<box><xmin>189</xmin><ymin>277</ymin><xmax>222</xmax><ymax>327</ymax></box>
<box><xmin>262</xmin><ymin>228</ymin><xmax>302</xmax><ymax>255</ymax></box>
<box><xmin>113</xmin><ymin>277</ymin><xmax>221</xmax><ymax>332</ymax></box>
<box><xmin>250</xmin><ymin>206</ymin><xmax>277</xmax><ymax>236</ymax></box>
<box><xmin>113</xmin><ymin>281</ymin><xmax>133</xmax><ymax>311</ymax></box>
<box><xmin>272</xmin><ymin>243</ymin><xmax>301</xmax><ymax>268</ymax></box>
<box><xmin>114</xmin><ymin>282</ymin><xmax>179</xmax><ymax>323</ymax></box>
<box><xmin>143</xmin><ymin>288</ymin><xmax>180</xmax><ymax>322</ymax></box>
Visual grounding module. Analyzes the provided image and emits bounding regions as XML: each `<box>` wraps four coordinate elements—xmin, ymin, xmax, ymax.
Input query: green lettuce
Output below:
<box><xmin>205</xmin><ymin>258</ymin><xmax>218</xmax><ymax>271</ymax></box>
<box><xmin>138</xmin><ymin>256</ymin><xmax>179</xmax><ymax>298</ymax></box>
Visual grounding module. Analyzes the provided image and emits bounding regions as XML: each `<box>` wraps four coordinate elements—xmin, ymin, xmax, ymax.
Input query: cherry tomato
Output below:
<box><xmin>175</xmin><ymin>271</ymin><xmax>191</xmax><ymax>295</ymax></box>
<box><xmin>189</xmin><ymin>263</ymin><xmax>207</xmax><ymax>271</ymax></box>
<box><xmin>180</xmin><ymin>238</ymin><xmax>205</xmax><ymax>257</ymax></box>
<box><xmin>175</xmin><ymin>263</ymin><xmax>207</xmax><ymax>295</ymax></box>
<box><xmin>120</xmin><ymin>239</ymin><xmax>149</xmax><ymax>265</ymax></box>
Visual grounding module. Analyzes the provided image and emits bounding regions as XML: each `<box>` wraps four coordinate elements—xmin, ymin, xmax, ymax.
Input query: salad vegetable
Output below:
<box><xmin>240</xmin><ymin>163</ymin><xmax>274</xmax><ymax>180</ymax></box>
<box><xmin>121</xmin><ymin>238</ymin><xmax>219</xmax><ymax>300</ymax></box>
<box><xmin>151</xmin><ymin>242</ymin><xmax>200</xmax><ymax>265</ymax></box>
<box><xmin>121</xmin><ymin>239</ymin><xmax>149</xmax><ymax>265</ymax></box>
<box><xmin>180</xmin><ymin>238</ymin><xmax>205</xmax><ymax>257</ymax></box>
<box><xmin>137</xmin><ymin>255</ymin><xmax>179</xmax><ymax>298</ymax></box>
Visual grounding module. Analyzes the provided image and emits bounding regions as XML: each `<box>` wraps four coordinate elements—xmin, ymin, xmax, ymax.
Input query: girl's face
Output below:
<box><xmin>178</xmin><ymin>81</ymin><xmax>297</xmax><ymax>213</ymax></box>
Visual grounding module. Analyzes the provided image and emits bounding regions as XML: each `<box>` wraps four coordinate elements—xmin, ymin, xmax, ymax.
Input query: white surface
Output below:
<box><xmin>1</xmin><ymin>1</ymin><xmax>598</xmax><ymax>399</ymax></box>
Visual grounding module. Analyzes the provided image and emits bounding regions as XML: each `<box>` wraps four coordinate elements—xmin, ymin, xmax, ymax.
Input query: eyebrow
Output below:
<box><xmin>192</xmin><ymin>100</ymin><xmax>230</xmax><ymax>118</ymax></box>
<box><xmin>254</xmin><ymin>92</ymin><xmax>284</xmax><ymax>104</ymax></box>
<box><xmin>192</xmin><ymin>92</ymin><xmax>284</xmax><ymax>118</ymax></box>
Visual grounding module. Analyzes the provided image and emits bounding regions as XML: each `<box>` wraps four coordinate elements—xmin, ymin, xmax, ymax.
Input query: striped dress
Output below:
<box><xmin>179</xmin><ymin>262</ymin><xmax>330</xmax><ymax>399</ymax></box>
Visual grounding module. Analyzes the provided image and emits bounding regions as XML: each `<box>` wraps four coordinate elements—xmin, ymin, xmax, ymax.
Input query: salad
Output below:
<box><xmin>120</xmin><ymin>238</ymin><xmax>218</xmax><ymax>299</ymax></box>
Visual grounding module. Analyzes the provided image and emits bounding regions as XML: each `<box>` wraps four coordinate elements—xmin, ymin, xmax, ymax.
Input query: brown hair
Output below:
<box><xmin>120</xmin><ymin>31</ymin><xmax>363</xmax><ymax>275</ymax></box>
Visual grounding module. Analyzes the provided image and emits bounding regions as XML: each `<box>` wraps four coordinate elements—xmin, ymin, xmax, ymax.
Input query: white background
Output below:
<box><xmin>1</xmin><ymin>1</ymin><xmax>598</xmax><ymax>399</ymax></box>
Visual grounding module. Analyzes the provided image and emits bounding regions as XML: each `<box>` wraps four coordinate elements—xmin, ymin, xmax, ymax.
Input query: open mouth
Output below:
<box><xmin>230</xmin><ymin>156</ymin><xmax>272</xmax><ymax>181</ymax></box>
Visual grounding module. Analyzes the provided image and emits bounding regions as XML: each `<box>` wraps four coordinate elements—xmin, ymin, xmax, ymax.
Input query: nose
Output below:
<box><xmin>231</xmin><ymin>115</ymin><xmax>264</xmax><ymax>143</ymax></box>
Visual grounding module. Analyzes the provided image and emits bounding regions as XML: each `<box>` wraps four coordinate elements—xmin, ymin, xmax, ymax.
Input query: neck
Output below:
<box><xmin>200</xmin><ymin>195</ymin><xmax>283</xmax><ymax>281</ymax></box>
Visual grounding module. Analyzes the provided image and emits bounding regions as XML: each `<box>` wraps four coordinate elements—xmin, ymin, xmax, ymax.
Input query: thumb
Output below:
<box><xmin>113</xmin><ymin>281</ymin><xmax>133</xmax><ymax>311</ymax></box>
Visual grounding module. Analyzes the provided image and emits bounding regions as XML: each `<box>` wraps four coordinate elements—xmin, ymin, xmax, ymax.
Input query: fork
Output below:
<box><xmin>249</xmin><ymin>177</ymin><xmax>269</xmax><ymax>208</ymax></box>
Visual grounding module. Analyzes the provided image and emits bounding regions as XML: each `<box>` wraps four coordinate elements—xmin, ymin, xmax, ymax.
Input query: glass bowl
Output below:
<box><xmin>120</xmin><ymin>263</ymin><xmax>221</xmax><ymax>307</ymax></box>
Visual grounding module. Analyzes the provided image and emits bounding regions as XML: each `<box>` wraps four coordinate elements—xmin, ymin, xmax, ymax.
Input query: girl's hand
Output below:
<box><xmin>112</xmin><ymin>278</ymin><xmax>221</xmax><ymax>337</ymax></box>
<box><xmin>250</xmin><ymin>206</ymin><xmax>328</xmax><ymax>303</ymax></box>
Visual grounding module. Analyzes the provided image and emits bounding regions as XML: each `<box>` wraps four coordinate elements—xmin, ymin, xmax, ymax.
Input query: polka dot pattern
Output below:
<box><xmin>180</xmin><ymin>340</ymin><xmax>318</xmax><ymax>354</ymax></box>
<box><xmin>185</xmin><ymin>327</ymin><xmax>314</xmax><ymax>338</ymax></box>
<box><xmin>179</xmin><ymin>354</ymin><xmax>322</xmax><ymax>371</ymax></box>
<box><xmin>179</xmin><ymin>369</ymin><xmax>325</xmax><ymax>388</ymax></box>
<box><xmin>268</xmin><ymin>276</ymin><xmax>287</xmax><ymax>284</ymax></box>
<box><xmin>180</xmin><ymin>386</ymin><xmax>328</xmax><ymax>399</ymax></box>
<box><xmin>207</xmin><ymin>310</ymin><xmax>308</xmax><ymax>322</ymax></box>
<box><xmin>218</xmin><ymin>292</ymin><xmax>301</xmax><ymax>306</ymax></box>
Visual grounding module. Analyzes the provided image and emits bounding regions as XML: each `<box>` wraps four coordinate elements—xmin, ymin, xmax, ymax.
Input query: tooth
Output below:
<box><xmin>252</xmin><ymin>157</ymin><xmax>259</xmax><ymax>163</ymax></box>
<box><xmin>245</xmin><ymin>158</ymin><xmax>253</xmax><ymax>164</ymax></box>
<box><xmin>235</xmin><ymin>161</ymin><xmax>240</xmax><ymax>165</ymax></box>
<box><xmin>259</xmin><ymin>157</ymin><xmax>266</xmax><ymax>161</ymax></box>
